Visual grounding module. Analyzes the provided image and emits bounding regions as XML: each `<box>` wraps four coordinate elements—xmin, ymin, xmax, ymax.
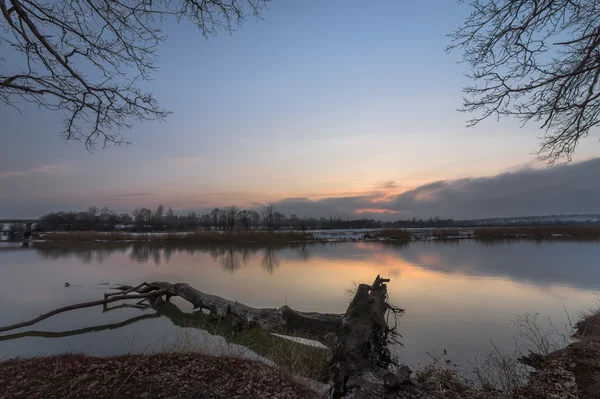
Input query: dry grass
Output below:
<box><xmin>373</xmin><ymin>229</ymin><xmax>411</xmax><ymax>240</ymax></box>
<box><xmin>39</xmin><ymin>231</ymin><xmax>139</xmax><ymax>241</ymax></box>
<box><xmin>474</xmin><ymin>225</ymin><xmax>600</xmax><ymax>239</ymax></box>
<box><xmin>469</xmin><ymin>343</ymin><xmax>525</xmax><ymax>395</ymax></box>
<box><xmin>575</xmin><ymin>317</ymin><xmax>600</xmax><ymax>341</ymax></box>
<box><xmin>154</xmin><ymin>317</ymin><xmax>330</xmax><ymax>383</ymax></box>
<box><xmin>221</xmin><ymin>328</ymin><xmax>330</xmax><ymax>382</ymax></box>
<box><xmin>38</xmin><ymin>230</ymin><xmax>313</xmax><ymax>244</ymax></box>
<box><xmin>0</xmin><ymin>353</ymin><xmax>319</xmax><ymax>399</ymax></box>
<box><xmin>267</xmin><ymin>336</ymin><xmax>330</xmax><ymax>382</ymax></box>
<box><xmin>431</xmin><ymin>228</ymin><xmax>462</xmax><ymax>239</ymax></box>
<box><xmin>414</xmin><ymin>364</ymin><xmax>502</xmax><ymax>399</ymax></box>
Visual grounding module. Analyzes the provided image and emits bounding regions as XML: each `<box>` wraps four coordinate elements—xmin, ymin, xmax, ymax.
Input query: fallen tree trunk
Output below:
<box><xmin>0</xmin><ymin>275</ymin><xmax>404</xmax><ymax>397</ymax></box>
<box><xmin>108</xmin><ymin>281</ymin><xmax>345</xmax><ymax>344</ymax></box>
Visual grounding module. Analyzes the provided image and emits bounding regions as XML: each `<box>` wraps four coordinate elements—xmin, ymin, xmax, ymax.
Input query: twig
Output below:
<box><xmin>0</xmin><ymin>290</ymin><xmax>166</xmax><ymax>333</ymax></box>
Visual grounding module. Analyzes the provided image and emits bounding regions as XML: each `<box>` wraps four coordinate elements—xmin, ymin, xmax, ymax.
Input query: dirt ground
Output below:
<box><xmin>0</xmin><ymin>353</ymin><xmax>319</xmax><ymax>399</ymax></box>
<box><xmin>3</xmin><ymin>313</ymin><xmax>600</xmax><ymax>399</ymax></box>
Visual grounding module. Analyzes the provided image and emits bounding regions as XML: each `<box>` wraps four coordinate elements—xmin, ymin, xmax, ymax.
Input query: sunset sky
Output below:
<box><xmin>1</xmin><ymin>1</ymin><xmax>599</xmax><ymax>219</ymax></box>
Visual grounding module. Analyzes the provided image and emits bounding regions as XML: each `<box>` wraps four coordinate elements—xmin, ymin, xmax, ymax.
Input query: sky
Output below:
<box><xmin>1</xmin><ymin>0</ymin><xmax>599</xmax><ymax>220</ymax></box>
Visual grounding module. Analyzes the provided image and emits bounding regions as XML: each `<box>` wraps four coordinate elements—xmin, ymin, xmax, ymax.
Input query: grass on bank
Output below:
<box><xmin>33</xmin><ymin>225</ymin><xmax>600</xmax><ymax>243</ymax></box>
<box><xmin>145</xmin><ymin>301</ymin><xmax>331</xmax><ymax>382</ymax></box>
<box><xmin>431</xmin><ymin>228</ymin><xmax>462</xmax><ymax>239</ymax></box>
<box><xmin>2</xmin><ymin>299</ymin><xmax>597</xmax><ymax>398</ymax></box>
<box><xmin>37</xmin><ymin>230</ymin><xmax>313</xmax><ymax>243</ymax></box>
<box><xmin>371</xmin><ymin>229</ymin><xmax>411</xmax><ymax>240</ymax></box>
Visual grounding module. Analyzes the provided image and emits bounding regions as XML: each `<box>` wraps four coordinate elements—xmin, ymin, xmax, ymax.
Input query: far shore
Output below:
<box><xmin>7</xmin><ymin>225</ymin><xmax>600</xmax><ymax>244</ymax></box>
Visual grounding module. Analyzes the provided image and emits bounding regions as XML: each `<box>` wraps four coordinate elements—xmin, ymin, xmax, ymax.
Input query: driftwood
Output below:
<box><xmin>0</xmin><ymin>275</ymin><xmax>404</xmax><ymax>397</ymax></box>
<box><xmin>329</xmin><ymin>276</ymin><xmax>405</xmax><ymax>398</ymax></box>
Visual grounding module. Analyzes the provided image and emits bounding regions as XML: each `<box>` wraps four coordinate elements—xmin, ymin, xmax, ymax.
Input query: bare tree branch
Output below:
<box><xmin>449</xmin><ymin>0</ymin><xmax>600</xmax><ymax>164</ymax></box>
<box><xmin>0</xmin><ymin>0</ymin><xmax>269</xmax><ymax>149</ymax></box>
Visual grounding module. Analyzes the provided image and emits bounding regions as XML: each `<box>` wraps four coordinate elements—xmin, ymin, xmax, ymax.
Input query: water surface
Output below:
<box><xmin>0</xmin><ymin>240</ymin><xmax>598</xmax><ymax>368</ymax></box>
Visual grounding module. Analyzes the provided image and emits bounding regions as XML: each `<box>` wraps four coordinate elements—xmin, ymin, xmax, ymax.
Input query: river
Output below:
<box><xmin>0</xmin><ymin>240</ymin><xmax>598</xmax><ymax>370</ymax></box>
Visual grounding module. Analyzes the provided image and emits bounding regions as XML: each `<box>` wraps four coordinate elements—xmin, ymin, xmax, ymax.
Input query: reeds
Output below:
<box><xmin>38</xmin><ymin>230</ymin><xmax>313</xmax><ymax>243</ymax></box>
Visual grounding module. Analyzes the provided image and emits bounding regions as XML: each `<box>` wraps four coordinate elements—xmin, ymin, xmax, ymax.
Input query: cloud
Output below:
<box><xmin>0</xmin><ymin>162</ymin><xmax>71</xmax><ymax>180</ymax></box>
<box><xmin>271</xmin><ymin>158</ymin><xmax>600</xmax><ymax>220</ymax></box>
<box><xmin>272</xmin><ymin>196</ymin><xmax>374</xmax><ymax>218</ymax></box>
<box><xmin>380</xmin><ymin>180</ymin><xmax>398</xmax><ymax>190</ymax></box>
<box><xmin>4</xmin><ymin>158</ymin><xmax>600</xmax><ymax>220</ymax></box>
<box><xmin>385</xmin><ymin>158</ymin><xmax>600</xmax><ymax>219</ymax></box>
<box><xmin>0</xmin><ymin>170</ymin><xmax>26</xmax><ymax>179</ymax></box>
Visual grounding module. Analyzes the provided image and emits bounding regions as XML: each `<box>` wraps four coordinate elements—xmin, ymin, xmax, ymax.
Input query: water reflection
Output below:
<box><xmin>397</xmin><ymin>240</ymin><xmax>600</xmax><ymax>291</ymax></box>
<box><xmin>31</xmin><ymin>242</ymin><xmax>310</xmax><ymax>275</ymax></box>
<box><xmin>35</xmin><ymin>243</ymin><xmax>129</xmax><ymax>264</ymax></box>
<box><xmin>17</xmin><ymin>239</ymin><xmax>600</xmax><ymax>291</ymax></box>
<box><xmin>261</xmin><ymin>248</ymin><xmax>279</xmax><ymax>274</ymax></box>
<box><xmin>0</xmin><ymin>313</ymin><xmax>160</xmax><ymax>342</ymax></box>
<box><xmin>2</xmin><ymin>239</ymin><xmax>599</xmax><ymax>365</ymax></box>
<box><xmin>0</xmin><ymin>298</ymin><xmax>227</xmax><ymax>343</ymax></box>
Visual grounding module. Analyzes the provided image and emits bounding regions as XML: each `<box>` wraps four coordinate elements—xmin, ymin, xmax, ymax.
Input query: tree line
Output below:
<box><xmin>26</xmin><ymin>204</ymin><xmax>464</xmax><ymax>232</ymax></box>
<box><xmin>3</xmin><ymin>209</ymin><xmax>595</xmax><ymax>235</ymax></box>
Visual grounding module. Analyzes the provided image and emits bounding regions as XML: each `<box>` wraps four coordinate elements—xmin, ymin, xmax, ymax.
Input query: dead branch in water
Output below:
<box><xmin>0</xmin><ymin>289</ymin><xmax>168</xmax><ymax>333</ymax></box>
<box><xmin>0</xmin><ymin>275</ymin><xmax>405</xmax><ymax>397</ymax></box>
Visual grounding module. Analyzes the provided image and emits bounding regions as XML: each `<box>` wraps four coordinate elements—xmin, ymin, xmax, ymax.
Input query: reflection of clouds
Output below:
<box><xmin>30</xmin><ymin>241</ymin><xmax>600</xmax><ymax>291</ymax></box>
<box><xmin>396</xmin><ymin>240</ymin><xmax>600</xmax><ymax>291</ymax></box>
<box><xmin>387</xmin><ymin>268</ymin><xmax>401</xmax><ymax>277</ymax></box>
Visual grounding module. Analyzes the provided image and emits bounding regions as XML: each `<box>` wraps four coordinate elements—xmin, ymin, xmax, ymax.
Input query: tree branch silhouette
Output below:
<box><xmin>0</xmin><ymin>0</ymin><xmax>268</xmax><ymax>149</ymax></box>
<box><xmin>450</xmin><ymin>0</ymin><xmax>600</xmax><ymax>164</ymax></box>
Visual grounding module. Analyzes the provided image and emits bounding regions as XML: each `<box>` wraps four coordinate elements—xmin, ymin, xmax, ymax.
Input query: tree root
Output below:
<box><xmin>0</xmin><ymin>275</ymin><xmax>404</xmax><ymax>397</ymax></box>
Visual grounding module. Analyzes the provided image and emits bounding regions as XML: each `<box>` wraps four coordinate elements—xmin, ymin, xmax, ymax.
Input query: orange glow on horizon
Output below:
<box><xmin>355</xmin><ymin>208</ymin><xmax>400</xmax><ymax>214</ymax></box>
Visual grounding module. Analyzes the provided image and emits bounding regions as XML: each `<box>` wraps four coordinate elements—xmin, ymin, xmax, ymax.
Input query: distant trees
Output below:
<box><xmin>35</xmin><ymin>201</ymin><xmax>476</xmax><ymax>232</ymax></box>
<box><xmin>133</xmin><ymin>208</ymin><xmax>152</xmax><ymax>230</ymax></box>
<box><xmin>37</xmin><ymin>203</ymin><xmax>285</xmax><ymax>232</ymax></box>
<box><xmin>238</xmin><ymin>210</ymin><xmax>252</xmax><ymax>230</ymax></box>
<box><xmin>223</xmin><ymin>205</ymin><xmax>239</xmax><ymax>231</ymax></box>
<box><xmin>38</xmin><ymin>209</ymin><xmax>127</xmax><ymax>231</ymax></box>
<box><xmin>210</xmin><ymin>208</ymin><xmax>220</xmax><ymax>230</ymax></box>
<box><xmin>261</xmin><ymin>203</ymin><xmax>276</xmax><ymax>232</ymax></box>
<box><xmin>249</xmin><ymin>210</ymin><xmax>261</xmax><ymax>229</ymax></box>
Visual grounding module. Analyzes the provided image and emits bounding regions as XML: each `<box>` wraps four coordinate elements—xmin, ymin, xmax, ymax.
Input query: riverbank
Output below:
<box><xmin>1</xmin><ymin>271</ymin><xmax>598</xmax><ymax>398</ymax></box>
<box><xmin>35</xmin><ymin>230</ymin><xmax>312</xmax><ymax>244</ymax></box>
<box><xmin>24</xmin><ymin>225</ymin><xmax>600</xmax><ymax>244</ymax></box>
<box><xmin>0</xmin><ymin>353</ymin><xmax>320</xmax><ymax>399</ymax></box>
<box><xmin>2</xmin><ymin>310</ymin><xmax>598</xmax><ymax>398</ymax></box>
